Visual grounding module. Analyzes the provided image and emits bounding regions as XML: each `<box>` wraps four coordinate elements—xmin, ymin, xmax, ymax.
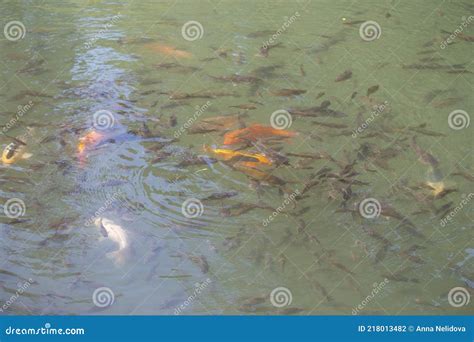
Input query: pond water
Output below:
<box><xmin>0</xmin><ymin>0</ymin><xmax>472</xmax><ymax>315</ymax></box>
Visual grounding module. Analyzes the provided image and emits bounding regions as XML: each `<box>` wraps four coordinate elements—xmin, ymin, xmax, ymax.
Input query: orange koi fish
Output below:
<box><xmin>145</xmin><ymin>43</ymin><xmax>192</xmax><ymax>59</ymax></box>
<box><xmin>204</xmin><ymin>145</ymin><xmax>272</xmax><ymax>167</ymax></box>
<box><xmin>77</xmin><ymin>130</ymin><xmax>105</xmax><ymax>158</ymax></box>
<box><xmin>223</xmin><ymin>124</ymin><xmax>297</xmax><ymax>145</ymax></box>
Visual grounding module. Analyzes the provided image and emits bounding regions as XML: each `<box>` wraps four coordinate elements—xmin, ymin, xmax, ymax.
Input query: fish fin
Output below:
<box><xmin>107</xmin><ymin>250</ymin><xmax>127</xmax><ymax>266</ymax></box>
<box><xmin>100</xmin><ymin>223</ymin><xmax>108</xmax><ymax>238</ymax></box>
<box><xmin>21</xmin><ymin>153</ymin><xmax>33</xmax><ymax>159</ymax></box>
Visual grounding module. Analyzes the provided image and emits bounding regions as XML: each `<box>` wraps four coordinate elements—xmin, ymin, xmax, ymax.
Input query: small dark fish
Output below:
<box><xmin>18</xmin><ymin>59</ymin><xmax>45</xmax><ymax>74</ymax></box>
<box><xmin>140</xmin><ymin>90</ymin><xmax>156</xmax><ymax>96</ymax></box>
<box><xmin>230</xmin><ymin>104</ymin><xmax>258</xmax><ymax>110</ymax></box>
<box><xmin>169</xmin><ymin>114</ymin><xmax>177</xmax><ymax>127</ymax></box>
<box><xmin>351</xmin><ymin>91</ymin><xmax>358</xmax><ymax>99</ymax></box>
<box><xmin>446</xmin><ymin>69</ymin><xmax>472</xmax><ymax>74</ymax></box>
<box><xmin>451</xmin><ymin>169</ymin><xmax>474</xmax><ymax>182</ymax></box>
<box><xmin>150</xmin><ymin>151</ymin><xmax>172</xmax><ymax>164</ymax></box>
<box><xmin>329</xmin><ymin>259</ymin><xmax>355</xmax><ymax>275</ymax></box>
<box><xmin>299</xmin><ymin>64</ymin><xmax>306</xmax><ymax>76</ymax></box>
<box><xmin>432</xmin><ymin>97</ymin><xmax>462</xmax><ymax>108</ymax></box>
<box><xmin>11</xmin><ymin>90</ymin><xmax>53</xmax><ymax>101</ymax></box>
<box><xmin>410</xmin><ymin>136</ymin><xmax>439</xmax><ymax>167</ymax></box>
<box><xmin>252</xmin><ymin>64</ymin><xmax>284</xmax><ymax>78</ymax></box>
<box><xmin>312</xmin><ymin>121</ymin><xmax>347</xmax><ymax>129</ymax></box>
<box><xmin>335</xmin><ymin>70</ymin><xmax>352</xmax><ymax>82</ymax></box>
<box><xmin>383</xmin><ymin>269</ymin><xmax>419</xmax><ymax>283</ymax></box>
<box><xmin>240</xmin><ymin>295</ymin><xmax>267</xmax><ymax>306</ymax></box>
<box><xmin>403</xmin><ymin>63</ymin><xmax>465</xmax><ymax>71</ymax></box>
<box><xmin>277</xmin><ymin>307</ymin><xmax>305</xmax><ymax>315</ymax></box>
<box><xmin>259</xmin><ymin>42</ymin><xmax>283</xmax><ymax>57</ymax></box>
<box><xmin>246</xmin><ymin>30</ymin><xmax>275</xmax><ymax>38</ymax></box>
<box><xmin>417</xmin><ymin>50</ymin><xmax>436</xmax><ymax>55</ymax></box>
<box><xmin>270</xmin><ymin>89</ymin><xmax>307</xmax><ymax>97</ymax></box>
<box><xmin>152</xmin><ymin>62</ymin><xmax>199</xmax><ymax>73</ymax></box>
<box><xmin>366</xmin><ymin>85</ymin><xmax>379</xmax><ymax>96</ymax></box>
<box><xmin>187</xmin><ymin>254</ymin><xmax>209</xmax><ymax>274</ymax></box>
<box><xmin>458</xmin><ymin>33</ymin><xmax>474</xmax><ymax>42</ymax></box>
<box><xmin>168</xmin><ymin>90</ymin><xmax>237</xmax><ymax>100</ymax></box>
<box><xmin>313</xmin><ymin>280</ymin><xmax>333</xmax><ymax>302</ymax></box>
<box><xmin>342</xmin><ymin>19</ymin><xmax>366</xmax><ymax>26</ymax></box>
<box><xmin>320</xmin><ymin>100</ymin><xmax>331</xmax><ymax>109</ymax></box>
<box><xmin>202</xmin><ymin>191</ymin><xmax>238</xmax><ymax>201</ymax></box>
<box><xmin>419</xmin><ymin>56</ymin><xmax>444</xmax><ymax>63</ymax></box>
<box><xmin>209</xmin><ymin>74</ymin><xmax>262</xmax><ymax>83</ymax></box>
<box><xmin>6</xmin><ymin>218</ymin><xmax>31</xmax><ymax>225</ymax></box>
<box><xmin>409</xmin><ymin>127</ymin><xmax>446</xmax><ymax>137</ymax></box>
<box><xmin>316</xmin><ymin>92</ymin><xmax>325</xmax><ymax>99</ymax></box>
<box><xmin>178</xmin><ymin>155</ymin><xmax>217</xmax><ymax>167</ymax></box>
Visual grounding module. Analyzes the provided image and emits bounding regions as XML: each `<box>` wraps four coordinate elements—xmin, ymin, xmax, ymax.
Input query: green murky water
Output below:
<box><xmin>0</xmin><ymin>0</ymin><xmax>473</xmax><ymax>315</ymax></box>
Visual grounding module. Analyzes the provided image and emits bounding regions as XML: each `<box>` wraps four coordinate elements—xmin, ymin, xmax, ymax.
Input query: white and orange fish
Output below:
<box><xmin>77</xmin><ymin>130</ymin><xmax>106</xmax><ymax>164</ymax></box>
<box><xmin>1</xmin><ymin>130</ymin><xmax>33</xmax><ymax>165</ymax></box>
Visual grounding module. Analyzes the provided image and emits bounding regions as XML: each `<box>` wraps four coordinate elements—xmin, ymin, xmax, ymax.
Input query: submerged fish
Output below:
<box><xmin>270</xmin><ymin>89</ymin><xmax>307</xmax><ymax>97</ymax></box>
<box><xmin>209</xmin><ymin>74</ymin><xmax>262</xmax><ymax>83</ymax></box>
<box><xmin>94</xmin><ymin>217</ymin><xmax>131</xmax><ymax>266</ymax></box>
<box><xmin>1</xmin><ymin>132</ymin><xmax>33</xmax><ymax>164</ymax></box>
<box><xmin>145</xmin><ymin>43</ymin><xmax>192</xmax><ymax>58</ymax></box>
<box><xmin>230</xmin><ymin>104</ymin><xmax>258</xmax><ymax>110</ymax></box>
<box><xmin>203</xmin><ymin>145</ymin><xmax>272</xmax><ymax>167</ymax></box>
<box><xmin>410</xmin><ymin>136</ymin><xmax>439</xmax><ymax>167</ymax></box>
<box><xmin>77</xmin><ymin>130</ymin><xmax>106</xmax><ymax>156</ymax></box>
<box><xmin>2</xmin><ymin>142</ymin><xmax>31</xmax><ymax>164</ymax></box>
<box><xmin>335</xmin><ymin>70</ymin><xmax>352</xmax><ymax>82</ymax></box>
<box><xmin>202</xmin><ymin>191</ymin><xmax>239</xmax><ymax>201</ymax></box>
<box><xmin>232</xmin><ymin>164</ymin><xmax>288</xmax><ymax>186</ymax></box>
<box><xmin>223</xmin><ymin>124</ymin><xmax>297</xmax><ymax>145</ymax></box>
<box><xmin>168</xmin><ymin>90</ymin><xmax>237</xmax><ymax>100</ymax></box>
<box><xmin>366</xmin><ymin>85</ymin><xmax>379</xmax><ymax>96</ymax></box>
<box><xmin>258</xmin><ymin>42</ymin><xmax>283</xmax><ymax>57</ymax></box>
<box><xmin>411</xmin><ymin>136</ymin><xmax>445</xmax><ymax>196</ymax></box>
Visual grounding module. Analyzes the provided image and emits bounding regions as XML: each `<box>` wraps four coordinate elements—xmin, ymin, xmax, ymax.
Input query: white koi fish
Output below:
<box><xmin>94</xmin><ymin>217</ymin><xmax>131</xmax><ymax>266</ymax></box>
